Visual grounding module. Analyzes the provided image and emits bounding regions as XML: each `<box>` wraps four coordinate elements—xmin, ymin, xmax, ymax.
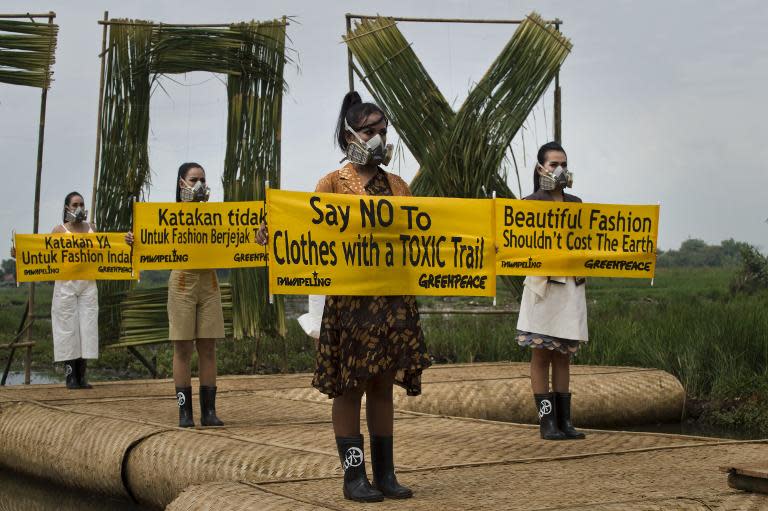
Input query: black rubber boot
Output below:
<box><xmin>534</xmin><ymin>393</ymin><xmax>566</xmax><ymax>440</ymax></box>
<box><xmin>370</xmin><ymin>435</ymin><xmax>413</xmax><ymax>499</ymax></box>
<box><xmin>336</xmin><ymin>435</ymin><xmax>384</xmax><ymax>502</ymax></box>
<box><xmin>75</xmin><ymin>358</ymin><xmax>93</xmax><ymax>389</ymax></box>
<box><xmin>176</xmin><ymin>387</ymin><xmax>194</xmax><ymax>428</ymax></box>
<box><xmin>64</xmin><ymin>360</ymin><xmax>78</xmax><ymax>389</ymax></box>
<box><xmin>555</xmin><ymin>392</ymin><xmax>586</xmax><ymax>439</ymax></box>
<box><xmin>199</xmin><ymin>385</ymin><xmax>224</xmax><ymax>427</ymax></box>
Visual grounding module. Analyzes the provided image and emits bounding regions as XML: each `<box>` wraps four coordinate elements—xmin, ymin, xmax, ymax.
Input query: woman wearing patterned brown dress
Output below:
<box><xmin>258</xmin><ymin>92</ymin><xmax>430</xmax><ymax>502</ymax></box>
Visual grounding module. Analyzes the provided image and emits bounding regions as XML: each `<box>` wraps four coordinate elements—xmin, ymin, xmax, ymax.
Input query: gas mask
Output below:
<box><xmin>538</xmin><ymin>164</ymin><xmax>573</xmax><ymax>191</ymax></box>
<box><xmin>179</xmin><ymin>179</ymin><xmax>210</xmax><ymax>202</ymax></box>
<box><xmin>344</xmin><ymin>119</ymin><xmax>393</xmax><ymax>166</ymax></box>
<box><xmin>64</xmin><ymin>206</ymin><xmax>88</xmax><ymax>223</ymax></box>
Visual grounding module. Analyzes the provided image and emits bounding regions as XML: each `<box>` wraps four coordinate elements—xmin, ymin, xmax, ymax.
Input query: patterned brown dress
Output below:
<box><xmin>311</xmin><ymin>164</ymin><xmax>431</xmax><ymax>399</ymax></box>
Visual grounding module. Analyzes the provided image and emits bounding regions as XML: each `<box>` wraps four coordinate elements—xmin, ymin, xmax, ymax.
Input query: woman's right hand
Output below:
<box><xmin>256</xmin><ymin>221</ymin><xmax>268</xmax><ymax>246</ymax></box>
<box><xmin>125</xmin><ymin>232</ymin><xmax>134</xmax><ymax>246</ymax></box>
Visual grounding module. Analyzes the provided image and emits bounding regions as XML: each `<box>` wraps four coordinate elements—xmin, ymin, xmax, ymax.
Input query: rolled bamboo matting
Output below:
<box><xmin>0</xmin><ymin>363</ymin><xmax>684</xmax><ymax>427</ymax></box>
<box><xmin>255</xmin><ymin>363</ymin><xmax>686</xmax><ymax>427</ymax></box>
<box><xmin>0</xmin><ymin>401</ymin><xmax>164</xmax><ymax>497</ymax></box>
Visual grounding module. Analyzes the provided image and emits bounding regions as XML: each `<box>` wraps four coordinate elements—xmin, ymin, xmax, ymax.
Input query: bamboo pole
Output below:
<box><xmin>22</xmin><ymin>12</ymin><xmax>56</xmax><ymax>384</ymax></box>
<box><xmin>554</xmin><ymin>22</ymin><xmax>562</xmax><ymax>143</ymax></box>
<box><xmin>346</xmin><ymin>14</ymin><xmax>562</xmax><ymax>25</ymax></box>
<box><xmin>0</xmin><ymin>342</ymin><xmax>35</xmax><ymax>350</ymax></box>
<box><xmin>91</xmin><ymin>11</ymin><xmax>108</xmax><ymax>217</ymax></box>
<box><xmin>346</xmin><ymin>15</ymin><xmax>354</xmax><ymax>91</ymax></box>
<box><xmin>97</xmin><ymin>20</ymin><xmax>288</xmax><ymax>27</ymax></box>
<box><xmin>0</xmin><ymin>12</ymin><xmax>56</xmax><ymax>19</ymax></box>
<box><xmin>419</xmin><ymin>308</ymin><xmax>519</xmax><ymax>315</ymax></box>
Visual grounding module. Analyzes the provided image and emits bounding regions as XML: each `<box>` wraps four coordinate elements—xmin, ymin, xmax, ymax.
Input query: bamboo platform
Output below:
<box><xmin>0</xmin><ymin>362</ymin><xmax>765</xmax><ymax>510</ymax></box>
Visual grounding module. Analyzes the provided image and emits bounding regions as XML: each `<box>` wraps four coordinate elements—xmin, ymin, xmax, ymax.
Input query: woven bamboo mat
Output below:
<box><xmin>258</xmin><ymin>443</ymin><xmax>768</xmax><ymax>511</ymax></box>
<box><xmin>0</xmin><ymin>364</ymin><xmax>763</xmax><ymax>510</ymax></box>
<box><xmin>166</xmin><ymin>482</ymin><xmax>331</xmax><ymax>511</ymax></box>
<box><xmin>166</xmin><ymin>480</ymin><xmax>768</xmax><ymax>511</ymax></box>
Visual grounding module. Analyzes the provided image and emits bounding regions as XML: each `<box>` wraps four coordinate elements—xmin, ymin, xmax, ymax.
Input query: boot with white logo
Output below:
<box><xmin>64</xmin><ymin>361</ymin><xmax>78</xmax><ymax>390</ymax></box>
<box><xmin>335</xmin><ymin>435</ymin><xmax>384</xmax><ymax>502</ymax></box>
<box><xmin>176</xmin><ymin>386</ymin><xmax>194</xmax><ymax>428</ymax></box>
<box><xmin>534</xmin><ymin>393</ymin><xmax>566</xmax><ymax>440</ymax></box>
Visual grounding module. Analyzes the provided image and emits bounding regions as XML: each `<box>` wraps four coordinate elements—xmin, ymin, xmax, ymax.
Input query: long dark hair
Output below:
<box><xmin>176</xmin><ymin>162</ymin><xmax>203</xmax><ymax>202</ymax></box>
<box><xmin>334</xmin><ymin>91</ymin><xmax>387</xmax><ymax>151</ymax></box>
<box><xmin>533</xmin><ymin>141</ymin><xmax>566</xmax><ymax>192</ymax></box>
<box><xmin>62</xmin><ymin>191</ymin><xmax>83</xmax><ymax>222</ymax></box>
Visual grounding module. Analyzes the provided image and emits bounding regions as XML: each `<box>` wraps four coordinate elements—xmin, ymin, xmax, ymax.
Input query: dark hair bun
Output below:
<box><xmin>343</xmin><ymin>91</ymin><xmax>362</xmax><ymax>110</ymax></box>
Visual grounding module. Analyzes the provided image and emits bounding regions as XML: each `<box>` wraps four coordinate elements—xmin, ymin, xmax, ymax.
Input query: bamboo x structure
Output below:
<box><xmin>343</xmin><ymin>13</ymin><xmax>571</xmax><ymax>200</ymax></box>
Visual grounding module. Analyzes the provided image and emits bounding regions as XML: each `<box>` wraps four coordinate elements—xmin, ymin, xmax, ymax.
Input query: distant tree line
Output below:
<box><xmin>657</xmin><ymin>238</ymin><xmax>748</xmax><ymax>268</ymax></box>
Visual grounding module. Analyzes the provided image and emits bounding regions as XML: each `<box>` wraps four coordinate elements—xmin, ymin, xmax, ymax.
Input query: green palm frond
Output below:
<box><xmin>223</xmin><ymin>21</ymin><xmax>288</xmax><ymax>339</ymax></box>
<box><xmin>95</xmin><ymin>19</ymin><xmax>288</xmax><ymax>345</ymax></box>
<box><xmin>117</xmin><ymin>284</ymin><xmax>233</xmax><ymax>346</ymax></box>
<box><xmin>0</xmin><ymin>19</ymin><xmax>58</xmax><ymax>88</ymax></box>
<box><xmin>94</xmin><ymin>20</ymin><xmax>153</xmax><ymax>344</ymax></box>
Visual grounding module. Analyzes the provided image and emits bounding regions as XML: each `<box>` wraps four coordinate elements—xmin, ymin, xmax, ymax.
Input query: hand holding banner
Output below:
<box><xmin>132</xmin><ymin>201</ymin><xmax>268</xmax><ymax>270</ymax></box>
<box><xmin>266</xmin><ymin>189</ymin><xmax>496</xmax><ymax>296</ymax></box>
<box><xmin>14</xmin><ymin>233</ymin><xmax>135</xmax><ymax>282</ymax></box>
<box><xmin>495</xmin><ymin>200</ymin><xmax>659</xmax><ymax>278</ymax></box>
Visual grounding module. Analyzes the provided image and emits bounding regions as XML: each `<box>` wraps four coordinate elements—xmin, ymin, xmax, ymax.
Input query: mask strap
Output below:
<box><xmin>344</xmin><ymin>118</ymin><xmax>367</xmax><ymax>144</ymax></box>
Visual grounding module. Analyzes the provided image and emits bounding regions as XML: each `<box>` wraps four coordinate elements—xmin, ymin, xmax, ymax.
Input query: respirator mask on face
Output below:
<box><xmin>538</xmin><ymin>163</ymin><xmax>574</xmax><ymax>191</ymax></box>
<box><xmin>179</xmin><ymin>179</ymin><xmax>210</xmax><ymax>202</ymax></box>
<box><xmin>64</xmin><ymin>206</ymin><xmax>88</xmax><ymax>223</ymax></box>
<box><xmin>343</xmin><ymin>118</ymin><xmax>393</xmax><ymax>166</ymax></box>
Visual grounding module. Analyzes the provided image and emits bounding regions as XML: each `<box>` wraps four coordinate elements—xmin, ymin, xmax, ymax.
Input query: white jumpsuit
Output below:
<box><xmin>51</xmin><ymin>224</ymin><xmax>99</xmax><ymax>362</ymax></box>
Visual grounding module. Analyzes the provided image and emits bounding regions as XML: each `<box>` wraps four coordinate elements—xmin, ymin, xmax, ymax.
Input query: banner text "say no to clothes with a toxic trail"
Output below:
<box><xmin>266</xmin><ymin>189</ymin><xmax>496</xmax><ymax>296</ymax></box>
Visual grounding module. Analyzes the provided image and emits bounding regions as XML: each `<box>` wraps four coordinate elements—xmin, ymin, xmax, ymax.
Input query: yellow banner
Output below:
<box><xmin>14</xmin><ymin>233</ymin><xmax>135</xmax><ymax>282</ymax></box>
<box><xmin>267</xmin><ymin>189</ymin><xmax>496</xmax><ymax>296</ymax></box>
<box><xmin>496</xmin><ymin>200</ymin><xmax>659</xmax><ymax>278</ymax></box>
<box><xmin>133</xmin><ymin>201</ymin><xmax>267</xmax><ymax>270</ymax></box>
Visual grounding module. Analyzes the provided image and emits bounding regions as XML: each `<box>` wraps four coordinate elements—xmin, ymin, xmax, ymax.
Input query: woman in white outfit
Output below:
<box><xmin>51</xmin><ymin>192</ymin><xmax>99</xmax><ymax>389</ymax></box>
<box><xmin>516</xmin><ymin>142</ymin><xmax>587</xmax><ymax>440</ymax></box>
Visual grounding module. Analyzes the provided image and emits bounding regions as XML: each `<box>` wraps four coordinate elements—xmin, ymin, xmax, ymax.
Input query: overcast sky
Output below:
<box><xmin>2</xmin><ymin>0</ymin><xmax>767</xmax><ymax>253</ymax></box>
